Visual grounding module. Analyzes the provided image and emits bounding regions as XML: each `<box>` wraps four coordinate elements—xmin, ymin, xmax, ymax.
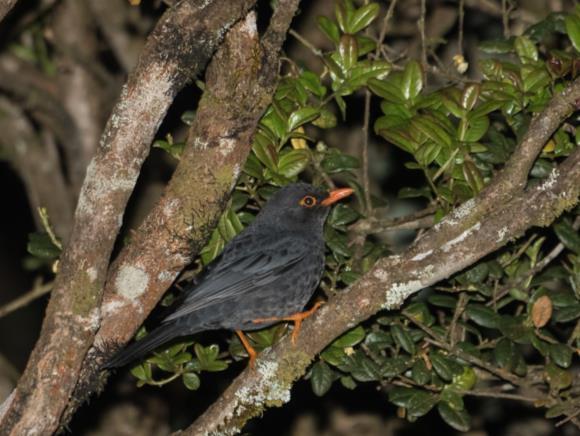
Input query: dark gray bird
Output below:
<box><xmin>106</xmin><ymin>182</ymin><xmax>353</xmax><ymax>368</ymax></box>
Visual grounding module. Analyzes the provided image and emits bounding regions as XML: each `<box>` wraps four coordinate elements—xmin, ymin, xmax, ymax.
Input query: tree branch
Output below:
<box><xmin>181</xmin><ymin>98</ymin><xmax>580</xmax><ymax>435</ymax></box>
<box><xmin>64</xmin><ymin>0</ymin><xmax>300</xmax><ymax>427</ymax></box>
<box><xmin>0</xmin><ymin>1</ymin><xmax>255</xmax><ymax>434</ymax></box>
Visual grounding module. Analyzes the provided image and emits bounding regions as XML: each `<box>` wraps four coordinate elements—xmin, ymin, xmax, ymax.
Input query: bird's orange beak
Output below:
<box><xmin>321</xmin><ymin>187</ymin><xmax>354</xmax><ymax>207</ymax></box>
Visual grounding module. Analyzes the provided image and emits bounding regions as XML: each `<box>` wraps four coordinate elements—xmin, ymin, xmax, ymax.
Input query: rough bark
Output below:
<box><xmin>0</xmin><ymin>1</ymin><xmax>254</xmax><ymax>433</ymax></box>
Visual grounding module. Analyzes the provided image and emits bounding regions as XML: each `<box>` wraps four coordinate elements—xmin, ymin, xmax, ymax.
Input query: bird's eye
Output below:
<box><xmin>299</xmin><ymin>195</ymin><xmax>317</xmax><ymax>208</ymax></box>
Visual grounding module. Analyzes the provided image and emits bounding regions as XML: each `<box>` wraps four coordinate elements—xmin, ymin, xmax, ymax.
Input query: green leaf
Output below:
<box><xmin>494</xmin><ymin>338</ymin><xmax>527</xmax><ymax>375</ymax></box>
<box><xmin>312</xmin><ymin>109</ymin><xmax>337</xmax><ymax>129</ymax></box>
<box><xmin>411</xmin><ymin>359</ymin><xmax>431</xmax><ymax>385</ymax></box>
<box><xmin>252</xmin><ymin>133</ymin><xmax>278</xmax><ymax>171</ymax></box>
<box><xmin>340</xmin><ymin>375</ymin><xmax>357</xmax><ymax>390</ymax></box>
<box><xmin>430</xmin><ymin>352</ymin><xmax>462</xmax><ymax>381</ymax></box>
<box><xmin>381</xmin><ymin>356</ymin><xmax>412</xmax><ymax>378</ymax></box>
<box><xmin>549</xmin><ymin>343</ymin><xmax>573</xmax><ymax>368</ymax></box>
<box><xmin>299</xmin><ymin>70</ymin><xmax>326</xmax><ymax>98</ymax></box>
<box><xmin>287</xmin><ymin>107</ymin><xmax>320</xmax><ymax>132</ymax></box>
<box><xmin>332</xmin><ymin>326</ymin><xmax>366</xmax><ymax>348</ymax></box>
<box><xmin>452</xmin><ymin>366</ymin><xmax>477</xmax><ymax>391</ymax></box>
<box><xmin>317</xmin><ymin>16</ymin><xmax>340</xmax><ymax>43</ymax></box>
<box><xmin>401</xmin><ymin>60</ymin><xmax>423</xmax><ymax>100</ymax></box>
<box><xmin>428</xmin><ymin>294</ymin><xmax>458</xmax><ymax>308</ymax></box>
<box><xmin>349</xmin><ymin>3</ymin><xmax>380</xmax><ymax>33</ymax></box>
<box><xmin>368</xmin><ymin>78</ymin><xmax>405</xmax><ymax>103</ymax></box>
<box><xmin>438</xmin><ymin>401</ymin><xmax>471</xmax><ymax>431</ymax></box>
<box><xmin>462</xmin><ymin>160</ymin><xmax>485</xmax><ymax>194</ymax></box>
<box><xmin>466</xmin><ymin>304</ymin><xmax>499</xmax><ymax>329</ymax></box>
<box><xmin>514</xmin><ymin>35</ymin><xmax>538</xmax><ymax>62</ymax></box>
<box><xmin>310</xmin><ymin>361</ymin><xmax>335</xmax><ymax>396</ymax></box>
<box><xmin>153</xmin><ymin>139</ymin><xmax>185</xmax><ymax>160</ymax></box>
<box><xmin>391</xmin><ymin>324</ymin><xmax>416</xmax><ymax>354</ymax></box>
<box><xmin>411</xmin><ymin>115</ymin><xmax>452</xmax><ymax>148</ymax></box>
<box><xmin>27</xmin><ymin>232</ymin><xmax>61</xmax><ymax>259</ymax></box>
<box><xmin>498</xmin><ymin>315</ymin><xmax>533</xmax><ymax>344</ymax></box>
<box><xmin>321</xmin><ymin>150</ymin><xmax>360</xmax><ymax>173</ymax></box>
<box><xmin>461</xmin><ymin>84</ymin><xmax>480</xmax><ymax>111</ymax></box>
<box><xmin>338</xmin><ymin>34</ymin><xmax>358</xmax><ymax>71</ymax></box>
<box><xmin>479</xmin><ymin>39</ymin><xmax>513</xmax><ymax>54</ymax></box>
<box><xmin>389</xmin><ymin>387</ymin><xmax>437</xmax><ymax>418</ymax></box>
<box><xmin>554</xmin><ymin>220</ymin><xmax>580</xmax><ymax>255</ymax></box>
<box><xmin>217</xmin><ymin>207</ymin><xmax>244</xmax><ymax>242</ymax></box>
<box><xmin>328</xmin><ymin>204</ymin><xmax>360</xmax><ymax>227</ymax></box>
<box><xmin>463</xmin><ymin>114</ymin><xmax>489</xmax><ymax>143</ymax></box>
<box><xmin>277</xmin><ymin>149</ymin><xmax>310</xmax><ymax>178</ymax></box>
<box><xmin>545</xmin><ymin>362</ymin><xmax>573</xmax><ymax>390</ymax></box>
<box><xmin>565</xmin><ymin>14</ymin><xmax>580</xmax><ymax>52</ymax></box>
<box><xmin>130</xmin><ymin>363</ymin><xmax>152</xmax><ymax>382</ymax></box>
<box><xmin>182</xmin><ymin>372</ymin><xmax>201</xmax><ymax>390</ymax></box>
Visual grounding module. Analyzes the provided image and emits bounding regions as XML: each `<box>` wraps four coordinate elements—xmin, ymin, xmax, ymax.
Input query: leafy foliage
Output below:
<box><xmin>73</xmin><ymin>0</ymin><xmax>578</xmax><ymax>430</ymax></box>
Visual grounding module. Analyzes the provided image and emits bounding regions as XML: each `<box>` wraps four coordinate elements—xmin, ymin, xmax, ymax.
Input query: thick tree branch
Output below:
<box><xmin>0</xmin><ymin>0</ymin><xmax>18</xmax><ymax>23</ymax></box>
<box><xmin>182</xmin><ymin>105</ymin><xmax>580</xmax><ymax>435</ymax></box>
<box><xmin>65</xmin><ymin>0</ymin><xmax>300</xmax><ymax>427</ymax></box>
<box><xmin>0</xmin><ymin>1</ymin><xmax>254</xmax><ymax>434</ymax></box>
<box><xmin>53</xmin><ymin>0</ymin><xmax>106</xmax><ymax>195</ymax></box>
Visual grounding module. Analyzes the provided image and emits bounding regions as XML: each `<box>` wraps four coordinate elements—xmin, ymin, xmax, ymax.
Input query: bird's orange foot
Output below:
<box><xmin>236</xmin><ymin>330</ymin><xmax>257</xmax><ymax>369</ymax></box>
<box><xmin>252</xmin><ymin>300</ymin><xmax>325</xmax><ymax>346</ymax></box>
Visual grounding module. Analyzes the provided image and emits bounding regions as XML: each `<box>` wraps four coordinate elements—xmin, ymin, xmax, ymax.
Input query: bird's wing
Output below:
<box><xmin>162</xmin><ymin>232</ymin><xmax>311</xmax><ymax>322</ymax></box>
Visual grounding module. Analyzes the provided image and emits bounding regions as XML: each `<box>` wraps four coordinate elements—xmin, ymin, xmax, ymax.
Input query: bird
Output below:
<box><xmin>106</xmin><ymin>182</ymin><xmax>353</xmax><ymax>369</ymax></box>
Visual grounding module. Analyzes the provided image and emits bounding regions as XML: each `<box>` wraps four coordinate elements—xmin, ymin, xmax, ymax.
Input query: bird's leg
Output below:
<box><xmin>236</xmin><ymin>330</ymin><xmax>257</xmax><ymax>369</ymax></box>
<box><xmin>252</xmin><ymin>301</ymin><xmax>325</xmax><ymax>345</ymax></box>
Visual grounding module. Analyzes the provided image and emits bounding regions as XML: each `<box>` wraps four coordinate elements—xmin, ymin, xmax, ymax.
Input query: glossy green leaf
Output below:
<box><xmin>368</xmin><ymin>78</ymin><xmax>405</xmax><ymax>103</ymax></box>
<box><xmin>333</xmin><ymin>326</ymin><xmax>366</xmax><ymax>348</ymax></box>
<box><xmin>549</xmin><ymin>343</ymin><xmax>573</xmax><ymax>368</ymax></box>
<box><xmin>182</xmin><ymin>372</ymin><xmax>201</xmax><ymax>390</ymax></box>
<box><xmin>338</xmin><ymin>34</ymin><xmax>358</xmax><ymax>70</ymax></box>
<box><xmin>381</xmin><ymin>356</ymin><xmax>412</xmax><ymax>378</ymax></box>
<box><xmin>391</xmin><ymin>324</ymin><xmax>416</xmax><ymax>354</ymax></box>
<box><xmin>514</xmin><ymin>35</ymin><xmax>538</xmax><ymax>62</ymax></box>
<box><xmin>401</xmin><ymin>60</ymin><xmax>423</xmax><ymax>100</ymax></box>
<box><xmin>317</xmin><ymin>16</ymin><xmax>340</xmax><ymax>43</ymax></box>
<box><xmin>349</xmin><ymin>3</ymin><xmax>380</xmax><ymax>33</ymax></box>
<box><xmin>277</xmin><ymin>149</ymin><xmax>310</xmax><ymax>178</ymax></box>
<box><xmin>565</xmin><ymin>14</ymin><xmax>580</xmax><ymax>52</ymax></box>
<box><xmin>438</xmin><ymin>401</ymin><xmax>471</xmax><ymax>431</ymax></box>
<box><xmin>311</xmin><ymin>361</ymin><xmax>335</xmax><ymax>396</ymax></box>
<box><xmin>554</xmin><ymin>220</ymin><xmax>580</xmax><ymax>254</ymax></box>
<box><xmin>466</xmin><ymin>304</ymin><xmax>499</xmax><ymax>328</ymax></box>
<box><xmin>461</xmin><ymin>84</ymin><xmax>480</xmax><ymax>111</ymax></box>
<box><xmin>321</xmin><ymin>150</ymin><xmax>360</xmax><ymax>173</ymax></box>
<box><xmin>27</xmin><ymin>232</ymin><xmax>61</xmax><ymax>259</ymax></box>
<box><xmin>287</xmin><ymin>107</ymin><xmax>320</xmax><ymax>132</ymax></box>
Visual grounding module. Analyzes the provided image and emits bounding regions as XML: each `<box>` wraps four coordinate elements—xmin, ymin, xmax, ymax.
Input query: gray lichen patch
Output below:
<box><xmin>114</xmin><ymin>265</ymin><xmax>149</xmax><ymax>300</ymax></box>
<box><xmin>383</xmin><ymin>279</ymin><xmax>424</xmax><ymax>310</ymax></box>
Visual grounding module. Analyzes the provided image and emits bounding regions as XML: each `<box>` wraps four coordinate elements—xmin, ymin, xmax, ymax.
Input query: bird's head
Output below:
<box><xmin>254</xmin><ymin>182</ymin><xmax>354</xmax><ymax>233</ymax></box>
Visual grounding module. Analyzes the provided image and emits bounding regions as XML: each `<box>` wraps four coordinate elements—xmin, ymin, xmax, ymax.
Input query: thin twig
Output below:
<box><xmin>352</xmin><ymin>206</ymin><xmax>436</xmax><ymax>234</ymax></box>
<box><xmin>0</xmin><ymin>280</ymin><xmax>53</xmax><ymax>319</ymax></box>
<box><xmin>502</xmin><ymin>0</ymin><xmax>510</xmax><ymax>38</ymax></box>
<box><xmin>419</xmin><ymin>0</ymin><xmax>428</xmax><ymax>84</ymax></box>
<box><xmin>38</xmin><ymin>207</ymin><xmax>63</xmax><ymax>250</ymax></box>
<box><xmin>288</xmin><ymin>29</ymin><xmax>323</xmax><ymax>58</ymax></box>
<box><xmin>458</xmin><ymin>0</ymin><xmax>465</xmax><ymax>56</ymax></box>
<box><xmin>375</xmin><ymin>0</ymin><xmax>398</xmax><ymax>56</ymax></box>
<box><xmin>460</xmin><ymin>389</ymin><xmax>540</xmax><ymax>403</ymax></box>
<box><xmin>361</xmin><ymin>89</ymin><xmax>372</xmax><ymax>214</ymax></box>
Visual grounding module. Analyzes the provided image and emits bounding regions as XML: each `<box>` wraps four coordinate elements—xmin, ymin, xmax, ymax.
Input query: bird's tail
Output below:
<box><xmin>105</xmin><ymin>323</ymin><xmax>184</xmax><ymax>368</ymax></box>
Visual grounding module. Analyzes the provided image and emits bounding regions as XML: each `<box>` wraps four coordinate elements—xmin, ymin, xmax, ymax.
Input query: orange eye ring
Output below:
<box><xmin>299</xmin><ymin>195</ymin><xmax>317</xmax><ymax>208</ymax></box>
